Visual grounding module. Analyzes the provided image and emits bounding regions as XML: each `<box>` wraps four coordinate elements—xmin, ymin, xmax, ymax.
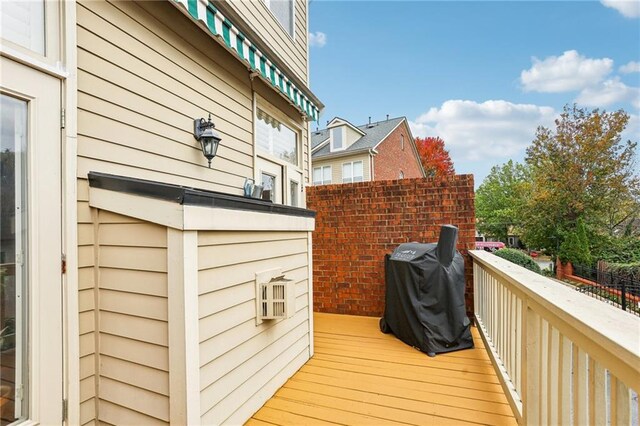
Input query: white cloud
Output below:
<box><xmin>620</xmin><ymin>61</ymin><xmax>640</xmax><ymax>73</ymax></box>
<box><xmin>576</xmin><ymin>78</ymin><xmax>640</xmax><ymax>108</ymax></box>
<box><xmin>409</xmin><ymin>100</ymin><xmax>556</xmax><ymax>162</ymax></box>
<box><xmin>601</xmin><ymin>0</ymin><xmax>640</xmax><ymax>18</ymax></box>
<box><xmin>308</xmin><ymin>31</ymin><xmax>327</xmax><ymax>47</ymax></box>
<box><xmin>520</xmin><ymin>50</ymin><xmax>613</xmax><ymax>93</ymax></box>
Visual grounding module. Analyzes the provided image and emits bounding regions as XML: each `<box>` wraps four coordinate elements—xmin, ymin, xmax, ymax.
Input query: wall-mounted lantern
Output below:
<box><xmin>193</xmin><ymin>114</ymin><xmax>221</xmax><ymax>168</ymax></box>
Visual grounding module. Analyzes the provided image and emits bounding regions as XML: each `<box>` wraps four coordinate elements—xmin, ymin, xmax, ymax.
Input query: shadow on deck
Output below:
<box><xmin>248</xmin><ymin>312</ymin><xmax>516</xmax><ymax>425</ymax></box>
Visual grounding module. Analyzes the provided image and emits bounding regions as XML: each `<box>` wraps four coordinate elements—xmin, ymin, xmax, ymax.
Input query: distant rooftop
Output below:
<box><xmin>311</xmin><ymin>116</ymin><xmax>406</xmax><ymax>159</ymax></box>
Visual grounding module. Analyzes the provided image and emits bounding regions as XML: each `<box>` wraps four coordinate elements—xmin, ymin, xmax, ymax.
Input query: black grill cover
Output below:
<box><xmin>381</xmin><ymin>225</ymin><xmax>473</xmax><ymax>355</ymax></box>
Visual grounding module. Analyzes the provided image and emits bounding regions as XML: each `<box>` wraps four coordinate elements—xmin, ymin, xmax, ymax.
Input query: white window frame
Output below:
<box><xmin>1</xmin><ymin>58</ymin><xmax>64</xmax><ymax>425</ymax></box>
<box><xmin>261</xmin><ymin>0</ymin><xmax>296</xmax><ymax>40</ymax></box>
<box><xmin>342</xmin><ymin>161</ymin><xmax>364</xmax><ymax>183</ymax></box>
<box><xmin>254</xmin><ymin>94</ymin><xmax>304</xmax><ymax>207</ymax></box>
<box><xmin>313</xmin><ymin>165</ymin><xmax>332</xmax><ymax>185</ymax></box>
<box><xmin>330</xmin><ymin>127</ymin><xmax>346</xmax><ymax>152</ymax></box>
<box><xmin>0</xmin><ymin>0</ymin><xmax>62</xmax><ymax>71</ymax></box>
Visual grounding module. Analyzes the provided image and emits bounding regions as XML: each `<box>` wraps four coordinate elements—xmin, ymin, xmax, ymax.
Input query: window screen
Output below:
<box><xmin>256</xmin><ymin>108</ymin><xmax>298</xmax><ymax>166</ymax></box>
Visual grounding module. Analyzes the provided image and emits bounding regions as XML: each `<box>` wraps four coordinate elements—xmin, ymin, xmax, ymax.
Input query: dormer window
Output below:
<box><xmin>330</xmin><ymin>127</ymin><xmax>344</xmax><ymax>152</ymax></box>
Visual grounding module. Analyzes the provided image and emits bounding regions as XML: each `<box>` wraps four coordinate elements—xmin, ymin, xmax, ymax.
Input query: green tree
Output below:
<box><xmin>522</xmin><ymin>105</ymin><xmax>639</xmax><ymax>255</ymax></box>
<box><xmin>558</xmin><ymin>218</ymin><xmax>592</xmax><ymax>265</ymax></box>
<box><xmin>476</xmin><ymin>160</ymin><xmax>531</xmax><ymax>241</ymax></box>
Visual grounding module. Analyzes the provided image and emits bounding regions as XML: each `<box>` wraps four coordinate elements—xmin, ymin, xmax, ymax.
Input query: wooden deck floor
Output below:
<box><xmin>248</xmin><ymin>313</ymin><xmax>516</xmax><ymax>426</ymax></box>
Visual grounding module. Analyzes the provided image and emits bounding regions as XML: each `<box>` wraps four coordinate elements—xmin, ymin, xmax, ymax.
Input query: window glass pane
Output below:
<box><xmin>342</xmin><ymin>163</ymin><xmax>353</xmax><ymax>183</ymax></box>
<box><xmin>0</xmin><ymin>94</ymin><xmax>28</xmax><ymax>424</ymax></box>
<box><xmin>332</xmin><ymin>128</ymin><xmax>343</xmax><ymax>150</ymax></box>
<box><xmin>313</xmin><ymin>167</ymin><xmax>322</xmax><ymax>184</ymax></box>
<box><xmin>323</xmin><ymin>166</ymin><xmax>331</xmax><ymax>183</ymax></box>
<box><xmin>261</xmin><ymin>172</ymin><xmax>275</xmax><ymax>202</ymax></box>
<box><xmin>256</xmin><ymin>108</ymin><xmax>298</xmax><ymax>166</ymax></box>
<box><xmin>1</xmin><ymin>1</ymin><xmax>45</xmax><ymax>55</ymax></box>
<box><xmin>354</xmin><ymin>161</ymin><xmax>363</xmax><ymax>178</ymax></box>
<box><xmin>268</xmin><ymin>0</ymin><xmax>293</xmax><ymax>36</ymax></box>
<box><xmin>289</xmin><ymin>180</ymin><xmax>298</xmax><ymax>206</ymax></box>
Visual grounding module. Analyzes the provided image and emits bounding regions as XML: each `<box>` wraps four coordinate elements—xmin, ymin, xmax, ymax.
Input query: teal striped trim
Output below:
<box><xmin>269</xmin><ymin>66</ymin><xmax>276</xmax><ymax>85</ymax></box>
<box><xmin>187</xmin><ymin>0</ymin><xmax>198</xmax><ymax>17</ymax></box>
<box><xmin>259</xmin><ymin>57</ymin><xmax>267</xmax><ymax>78</ymax></box>
<box><xmin>205</xmin><ymin>5</ymin><xmax>216</xmax><ymax>35</ymax></box>
<box><xmin>222</xmin><ymin>19</ymin><xmax>232</xmax><ymax>47</ymax></box>
<box><xmin>236</xmin><ymin>33</ymin><xmax>245</xmax><ymax>58</ymax></box>
<box><xmin>278</xmin><ymin>74</ymin><xmax>285</xmax><ymax>92</ymax></box>
<box><xmin>248</xmin><ymin>47</ymin><xmax>256</xmax><ymax>69</ymax></box>
<box><xmin>175</xmin><ymin>0</ymin><xmax>320</xmax><ymax>121</ymax></box>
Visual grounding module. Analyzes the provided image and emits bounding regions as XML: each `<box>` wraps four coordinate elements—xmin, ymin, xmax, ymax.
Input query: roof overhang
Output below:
<box><xmin>88</xmin><ymin>172</ymin><xmax>315</xmax><ymax>231</ymax></box>
<box><xmin>171</xmin><ymin>0</ymin><xmax>322</xmax><ymax>121</ymax></box>
<box><xmin>312</xmin><ymin>148</ymin><xmax>377</xmax><ymax>161</ymax></box>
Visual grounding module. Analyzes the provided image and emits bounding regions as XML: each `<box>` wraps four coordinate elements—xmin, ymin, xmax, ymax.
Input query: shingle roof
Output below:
<box><xmin>311</xmin><ymin>117</ymin><xmax>405</xmax><ymax>159</ymax></box>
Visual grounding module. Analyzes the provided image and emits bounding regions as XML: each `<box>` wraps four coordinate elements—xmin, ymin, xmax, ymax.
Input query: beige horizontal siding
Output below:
<box><xmin>312</xmin><ymin>152</ymin><xmax>372</xmax><ymax>185</ymax></box>
<box><xmin>76</xmin><ymin>1</ymin><xmax>312</xmax><ymax>423</ymax></box>
<box><xmin>224</xmin><ymin>0</ymin><xmax>308</xmax><ymax>83</ymax></box>
<box><xmin>77</xmin><ymin>0</ymin><xmax>254</xmax><ymax>194</ymax></box>
<box><xmin>77</xmin><ymin>178</ymin><xmax>97</xmax><ymax>424</ymax></box>
<box><xmin>95</xmin><ymin>212</ymin><xmax>169</xmax><ymax>424</ymax></box>
<box><xmin>197</xmin><ymin>230</ymin><xmax>311</xmax><ymax>424</ymax></box>
<box><xmin>100</xmin><ymin>355</ymin><xmax>169</xmax><ymax>396</ymax></box>
<box><xmin>77</xmin><ymin>0</ymin><xmax>309</xmax><ymax>194</ymax></box>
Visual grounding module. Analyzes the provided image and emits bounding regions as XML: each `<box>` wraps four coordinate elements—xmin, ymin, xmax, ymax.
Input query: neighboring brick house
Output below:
<box><xmin>311</xmin><ymin>116</ymin><xmax>425</xmax><ymax>185</ymax></box>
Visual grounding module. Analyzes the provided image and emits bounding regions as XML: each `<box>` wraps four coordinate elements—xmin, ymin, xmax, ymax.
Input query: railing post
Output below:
<box><xmin>621</xmin><ymin>277</ymin><xmax>627</xmax><ymax>312</ymax></box>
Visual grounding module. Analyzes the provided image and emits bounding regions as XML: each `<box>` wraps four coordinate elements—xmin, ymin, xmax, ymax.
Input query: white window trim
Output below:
<box><xmin>285</xmin><ymin>165</ymin><xmax>302</xmax><ymax>207</ymax></box>
<box><xmin>0</xmin><ymin>0</ymin><xmax>62</xmax><ymax>71</ymax></box>
<box><xmin>313</xmin><ymin>165</ymin><xmax>332</xmax><ymax>185</ymax></box>
<box><xmin>253</xmin><ymin>94</ymin><xmax>306</xmax><ymax>208</ymax></box>
<box><xmin>342</xmin><ymin>161</ymin><xmax>364</xmax><ymax>183</ymax></box>
<box><xmin>254</xmin><ymin>94</ymin><xmax>304</xmax><ymax>176</ymax></box>
<box><xmin>261</xmin><ymin>0</ymin><xmax>296</xmax><ymax>41</ymax></box>
<box><xmin>330</xmin><ymin>127</ymin><xmax>346</xmax><ymax>152</ymax></box>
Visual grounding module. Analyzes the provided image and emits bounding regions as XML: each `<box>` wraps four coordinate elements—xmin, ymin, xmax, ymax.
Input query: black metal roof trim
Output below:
<box><xmin>88</xmin><ymin>172</ymin><xmax>316</xmax><ymax>219</ymax></box>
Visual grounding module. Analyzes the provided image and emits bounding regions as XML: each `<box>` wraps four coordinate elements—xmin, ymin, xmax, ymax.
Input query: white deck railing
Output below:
<box><xmin>470</xmin><ymin>250</ymin><xmax>640</xmax><ymax>425</ymax></box>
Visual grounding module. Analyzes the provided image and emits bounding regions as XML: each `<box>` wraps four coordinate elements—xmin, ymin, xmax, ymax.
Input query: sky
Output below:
<box><xmin>306</xmin><ymin>0</ymin><xmax>640</xmax><ymax>186</ymax></box>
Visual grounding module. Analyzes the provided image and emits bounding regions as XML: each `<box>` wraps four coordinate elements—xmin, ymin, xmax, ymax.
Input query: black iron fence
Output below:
<box><xmin>572</xmin><ymin>263</ymin><xmax>640</xmax><ymax>317</ymax></box>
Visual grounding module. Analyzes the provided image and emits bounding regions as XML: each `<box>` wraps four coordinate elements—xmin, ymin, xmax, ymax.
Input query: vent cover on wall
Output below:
<box><xmin>255</xmin><ymin>268</ymin><xmax>294</xmax><ymax>323</ymax></box>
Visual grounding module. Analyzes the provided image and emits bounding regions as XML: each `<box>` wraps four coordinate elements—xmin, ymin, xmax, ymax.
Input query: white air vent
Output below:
<box><xmin>255</xmin><ymin>268</ymin><xmax>295</xmax><ymax>323</ymax></box>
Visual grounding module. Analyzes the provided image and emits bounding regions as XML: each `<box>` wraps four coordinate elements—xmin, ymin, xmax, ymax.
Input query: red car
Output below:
<box><xmin>475</xmin><ymin>241</ymin><xmax>505</xmax><ymax>252</ymax></box>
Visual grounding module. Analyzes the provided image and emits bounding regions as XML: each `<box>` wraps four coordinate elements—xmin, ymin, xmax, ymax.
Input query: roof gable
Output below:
<box><xmin>312</xmin><ymin>116</ymin><xmax>407</xmax><ymax>159</ymax></box>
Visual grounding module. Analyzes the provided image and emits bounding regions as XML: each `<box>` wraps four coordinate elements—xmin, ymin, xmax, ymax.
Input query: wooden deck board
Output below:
<box><xmin>248</xmin><ymin>313</ymin><xmax>516</xmax><ymax>426</ymax></box>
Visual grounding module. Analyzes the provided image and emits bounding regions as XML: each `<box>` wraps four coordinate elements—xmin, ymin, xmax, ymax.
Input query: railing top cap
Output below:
<box><xmin>470</xmin><ymin>250</ymin><xmax>640</xmax><ymax>364</ymax></box>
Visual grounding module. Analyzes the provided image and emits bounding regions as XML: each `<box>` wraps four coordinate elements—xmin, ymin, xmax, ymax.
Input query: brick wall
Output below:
<box><xmin>307</xmin><ymin>175</ymin><xmax>476</xmax><ymax>317</ymax></box>
<box><xmin>374</xmin><ymin>121</ymin><xmax>424</xmax><ymax>180</ymax></box>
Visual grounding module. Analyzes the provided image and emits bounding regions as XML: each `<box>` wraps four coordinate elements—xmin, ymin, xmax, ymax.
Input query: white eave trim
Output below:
<box><xmin>327</xmin><ymin>117</ymin><xmax>366</xmax><ymax>136</ymax></box>
<box><xmin>88</xmin><ymin>187</ymin><xmax>315</xmax><ymax>232</ymax></box>
<box><xmin>311</xmin><ymin>138</ymin><xmax>329</xmax><ymax>153</ymax></box>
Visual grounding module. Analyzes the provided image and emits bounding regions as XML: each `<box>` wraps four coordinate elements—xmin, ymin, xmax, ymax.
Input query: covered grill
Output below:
<box><xmin>380</xmin><ymin>225</ymin><xmax>473</xmax><ymax>356</ymax></box>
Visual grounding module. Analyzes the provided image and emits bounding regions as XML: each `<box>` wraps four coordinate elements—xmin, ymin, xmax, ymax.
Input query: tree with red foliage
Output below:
<box><xmin>415</xmin><ymin>136</ymin><xmax>455</xmax><ymax>178</ymax></box>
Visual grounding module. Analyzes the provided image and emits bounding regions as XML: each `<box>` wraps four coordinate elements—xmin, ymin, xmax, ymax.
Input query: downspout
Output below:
<box><xmin>370</xmin><ymin>150</ymin><xmax>375</xmax><ymax>181</ymax></box>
